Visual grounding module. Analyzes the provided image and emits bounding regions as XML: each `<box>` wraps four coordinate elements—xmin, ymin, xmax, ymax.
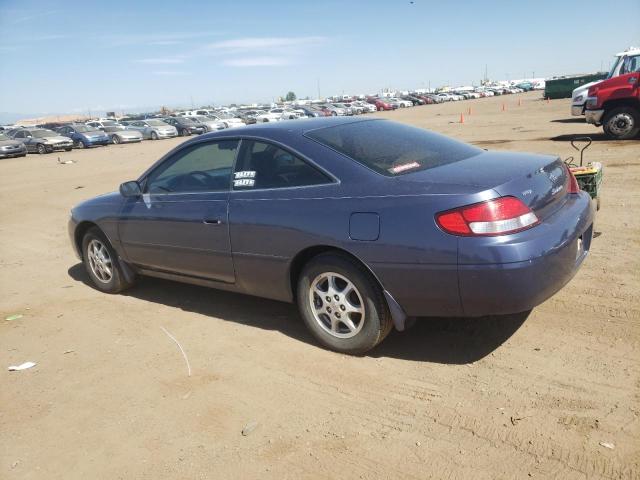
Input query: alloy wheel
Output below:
<box><xmin>309</xmin><ymin>272</ymin><xmax>365</xmax><ymax>339</ymax></box>
<box><xmin>87</xmin><ymin>239</ymin><xmax>113</xmax><ymax>283</ymax></box>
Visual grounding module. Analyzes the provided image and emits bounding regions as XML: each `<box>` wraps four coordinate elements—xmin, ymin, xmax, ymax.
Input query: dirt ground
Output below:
<box><xmin>1</xmin><ymin>91</ymin><xmax>638</xmax><ymax>479</ymax></box>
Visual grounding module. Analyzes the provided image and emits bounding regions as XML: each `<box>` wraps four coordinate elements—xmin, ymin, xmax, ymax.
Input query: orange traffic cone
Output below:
<box><xmin>502</xmin><ymin>103</ymin><xmax>507</xmax><ymax>112</ymax></box>
<box><xmin>459</xmin><ymin>113</ymin><xmax>465</xmax><ymax>124</ymax></box>
<box><xmin>518</xmin><ymin>99</ymin><xmax>522</xmax><ymax>106</ymax></box>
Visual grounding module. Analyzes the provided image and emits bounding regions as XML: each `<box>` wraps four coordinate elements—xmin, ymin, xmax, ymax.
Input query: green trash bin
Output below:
<box><xmin>544</xmin><ymin>73</ymin><xmax>607</xmax><ymax>99</ymax></box>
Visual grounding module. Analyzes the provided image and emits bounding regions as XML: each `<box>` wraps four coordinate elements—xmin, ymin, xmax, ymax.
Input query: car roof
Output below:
<box><xmin>203</xmin><ymin>116</ymin><xmax>380</xmax><ymax>139</ymax></box>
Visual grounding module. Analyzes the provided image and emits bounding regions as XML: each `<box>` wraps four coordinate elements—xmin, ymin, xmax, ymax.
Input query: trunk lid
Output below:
<box><xmin>399</xmin><ymin>150</ymin><xmax>569</xmax><ymax>218</ymax></box>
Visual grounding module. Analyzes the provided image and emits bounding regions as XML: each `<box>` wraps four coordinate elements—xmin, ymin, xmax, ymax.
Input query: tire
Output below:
<box><xmin>150</xmin><ymin>131</ymin><xmax>158</xmax><ymax>140</ymax></box>
<box><xmin>112</xmin><ymin>135</ymin><xmax>121</xmax><ymax>144</ymax></box>
<box><xmin>180</xmin><ymin>128</ymin><xmax>190</xmax><ymax>137</ymax></box>
<box><xmin>297</xmin><ymin>252</ymin><xmax>393</xmax><ymax>354</ymax></box>
<box><xmin>602</xmin><ymin>107</ymin><xmax>640</xmax><ymax>140</ymax></box>
<box><xmin>82</xmin><ymin>227</ymin><xmax>135</xmax><ymax>294</ymax></box>
<box><xmin>332</xmin><ymin>111</ymin><xmax>338</xmax><ymax>116</ymax></box>
<box><xmin>77</xmin><ymin>140</ymin><xmax>86</xmax><ymax>149</ymax></box>
<box><xmin>65</xmin><ymin>147</ymin><xmax>72</xmax><ymax>152</ymax></box>
<box><xmin>37</xmin><ymin>143</ymin><xmax>47</xmax><ymax>154</ymax></box>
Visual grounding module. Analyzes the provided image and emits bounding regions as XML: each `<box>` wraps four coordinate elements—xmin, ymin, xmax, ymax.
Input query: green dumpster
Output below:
<box><xmin>544</xmin><ymin>73</ymin><xmax>607</xmax><ymax>99</ymax></box>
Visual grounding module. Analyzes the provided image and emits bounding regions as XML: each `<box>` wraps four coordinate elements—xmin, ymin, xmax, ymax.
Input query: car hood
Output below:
<box><xmin>572</xmin><ymin>80</ymin><xmax>601</xmax><ymax>97</ymax></box>
<box><xmin>74</xmin><ymin>191</ymin><xmax>122</xmax><ymax>211</ymax></box>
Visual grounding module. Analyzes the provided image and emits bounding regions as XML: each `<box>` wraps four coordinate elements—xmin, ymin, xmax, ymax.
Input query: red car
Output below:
<box><xmin>367</xmin><ymin>97</ymin><xmax>396</xmax><ymax>111</ymax></box>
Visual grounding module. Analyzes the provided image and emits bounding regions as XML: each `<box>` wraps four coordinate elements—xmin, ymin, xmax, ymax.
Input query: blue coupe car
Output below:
<box><xmin>57</xmin><ymin>124</ymin><xmax>111</xmax><ymax>148</ymax></box>
<box><xmin>68</xmin><ymin>118</ymin><xmax>594</xmax><ymax>354</ymax></box>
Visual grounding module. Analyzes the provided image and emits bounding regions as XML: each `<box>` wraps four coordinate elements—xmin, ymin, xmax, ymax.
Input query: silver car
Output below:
<box><xmin>126</xmin><ymin>119</ymin><xmax>178</xmax><ymax>140</ymax></box>
<box><xmin>0</xmin><ymin>133</ymin><xmax>27</xmax><ymax>158</ymax></box>
<box><xmin>191</xmin><ymin>115</ymin><xmax>226</xmax><ymax>132</ymax></box>
<box><xmin>9</xmin><ymin>128</ymin><xmax>73</xmax><ymax>154</ymax></box>
<box><xmin>86</xmin><ymin>120</ymin><xmax>143</xmax><ymax>144</ymax></box>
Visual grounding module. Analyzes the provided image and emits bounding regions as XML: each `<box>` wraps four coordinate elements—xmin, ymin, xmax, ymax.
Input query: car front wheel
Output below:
<box><xmin>37</xmin><ymin>143</ymin><xmax>47</xmax><ymax>154</ymax></box>
<box><xmin>82</xmin><ymin>227</ymin><xmax>135</xmax><ymax>293</ymax></box>
<box><xmin>112</xmin><ymin>135</ymin><xmax>121</xmax><ymax>144</ymax></box>
<box><xmin>150</xmin><ymin>131</ymin><xmax>158</xmax><ymax>140</ymax></box>
<box><xmin>297</xmin><ymin>253</ymin><xmax>392</xmax><ymax>354</ymax></box>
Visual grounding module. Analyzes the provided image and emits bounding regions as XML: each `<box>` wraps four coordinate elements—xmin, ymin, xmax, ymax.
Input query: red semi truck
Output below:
<box><xmin>585</xmin><ymin>70</ymin><xmax>640</xmax><ymax>139</ymax></box>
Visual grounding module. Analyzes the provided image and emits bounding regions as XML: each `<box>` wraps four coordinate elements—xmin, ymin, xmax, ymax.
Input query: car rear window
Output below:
<box><xmin>305</xmin><ymin>120</ymin><xmax>482</xmax><ymax>176</ymax></box>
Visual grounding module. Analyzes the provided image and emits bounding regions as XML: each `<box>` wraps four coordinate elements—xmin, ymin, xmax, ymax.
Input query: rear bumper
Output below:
<box><xmin>375</xmin><ymin>192</ymin><xmax>594</xmax><ymax>318</ymax></box>
<box><xmin>458</xmin><ymin>192</ymin><xmax>594</xmax><ymax>316</ymax></box>
<box><xmin>585</xmin><ymin>109</ymin><xmax>604</xmax><ymax>125</ymax></box>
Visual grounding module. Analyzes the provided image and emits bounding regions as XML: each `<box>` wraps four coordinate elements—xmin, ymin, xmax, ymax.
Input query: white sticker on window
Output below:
<box><xmin>234</xmin><ymin>170</ymin><xmax>256</xmax><ymax>179</ymax></box>
<box><xmin>233</xmin><ymin>178</ymin><xmax>255</xmax><ymax>188</ymax></box>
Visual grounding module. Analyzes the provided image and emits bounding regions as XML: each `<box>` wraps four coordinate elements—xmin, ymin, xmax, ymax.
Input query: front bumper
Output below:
<box><xmin>585</xmin><ymin>109</ymin><xmax>604</xmax><ymax>125</ymax></box>
<box><xmin>571</xmin><ymin>104</ymin><xmax>584</xmax><ymax>116</ymax></box>
<box><xmin>157</xmin><ymin>130</ymin><xmax>178</xmax><ymax>138</ymax></box>
<box><xmin>48</xmin><ymin>142</ymin><xmax>73</xmax><ymax>151</ymax></box>
<box><xmin>0</xmin><ymin>147</ymin><xmax>27</xmax><ymax>158</ymax></box>
<box><xmin>115</xmin><ymin>134</ymin><xmax>142</xmax><ymax>143</ymax></box>
<box><xmin>85</xmin><ymin>137</ymin><xmax>111</xmax><ymax>146</ymax></box>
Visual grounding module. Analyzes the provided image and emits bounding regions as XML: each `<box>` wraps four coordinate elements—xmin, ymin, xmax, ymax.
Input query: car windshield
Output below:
<box><xmin>102</xmin><ymin>121</ymin><xmax>117</xmax><ymax>126</ymax></box>
<box><xmin>32</xmin><ymin>129</ymin><xmax>58</xmax><ymax>138</ymax></box>
<box><xmin>74</xmin><ymin>125</ymin><xmax>93</xmax><ymax>132</ymax></box>
<box><xmin>147</xmin><ymin>120</ymin><xmax>166</xmax><ymax>126</ymax></box>
<box><xmin>305</xmin><ymin>120</ymin><xmax>482</xmax><ymax>177</ymax></box>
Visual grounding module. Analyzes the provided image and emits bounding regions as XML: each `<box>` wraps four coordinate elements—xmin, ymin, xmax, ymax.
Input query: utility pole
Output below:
<box><xmin>317</xmin><ymin>78</ymin><xmax>321</xmax><ymax>99</ymax></box>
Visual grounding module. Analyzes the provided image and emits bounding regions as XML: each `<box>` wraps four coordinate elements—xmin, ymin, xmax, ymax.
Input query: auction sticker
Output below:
<box><xmin>233</xmin><ymin>178</ymin><xmax>255</xmax><ymax>188</ymax></box>
<box><xmin>234</xmin><ymin>171</ymin><xmax>256</xmax><ymax>179</ymax></box>
<box><xmin>389</xmin><ymin>162</ymin><xmax>421</xmax><ymax>174</ymax></box>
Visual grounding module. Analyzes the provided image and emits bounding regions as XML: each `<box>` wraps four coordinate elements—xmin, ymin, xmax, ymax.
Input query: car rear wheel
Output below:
<box><xmin>82</xmin><ymin>227</ymin><xmax>135</xmax><ymax>294</ymax></box>
<box><xmin>602</xmin><ymin>107</ymin><xmax>640</xmax><ymax>140</ymax></box>
<box><xmin>297</xmin><ymin>253</ymin><xmax>392</xmax><ymax>354</ymax></box>
<box><xmin>65</xmin><ymin>147</ymin><xmax>72</xmax><ymax>151</ymax></box>
<box><xmin>150</xmin><ymin>131</ymin><xmax>158</xmax><ymax>140</ymax></box>
<box><xmin>77</xmin><ymin>140</ymin><xmax>86</xmax><ymax>149</ymax></box>
<box><xmin>37</xmin><ymin>143</ymin><xmax>47</xmax><ymax>154</ymax></box>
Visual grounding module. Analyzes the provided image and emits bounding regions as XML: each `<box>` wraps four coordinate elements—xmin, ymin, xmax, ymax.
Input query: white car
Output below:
<box><xmin>255</xmin><ymin>111</ymin><xmax>283</xmax><ymax>123</ymax></box>
<box><xmin>388</xmin><ymin>98</ymin><xmax>413</xmax><ymax>108</ymax></box>
<box><xmin>191</xmin><ymin>115</ymin><xmax>226</xmax><ymax>131</ymax></box>
<box><xmin>207</xmin><ymin>114</ymin><xmax>245</xmax><ymax>128</ymax></box>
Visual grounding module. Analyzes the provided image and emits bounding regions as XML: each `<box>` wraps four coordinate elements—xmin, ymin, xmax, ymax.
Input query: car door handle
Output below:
<box><xmin>203</xmin><ymin>218</ymin><xmax>223</xmax><ymax>225</ymax></box>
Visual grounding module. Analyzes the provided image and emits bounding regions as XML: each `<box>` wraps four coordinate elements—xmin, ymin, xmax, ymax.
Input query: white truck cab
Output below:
<box><xmin>572</xmin><ymin>47</ymin><xmax>640</xmax><ymax>115</ymax></box>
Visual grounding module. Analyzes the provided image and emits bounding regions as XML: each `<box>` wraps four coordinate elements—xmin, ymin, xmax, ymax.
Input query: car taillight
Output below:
<box><xmin>436</xmin><ymin>196</ymin><xmax>539</xmax><ymax>236</ymax></box>
<box><xmin>564</xmin><ymin>163</ymin><xmax>580</xmax><ymax>194</ymax></box>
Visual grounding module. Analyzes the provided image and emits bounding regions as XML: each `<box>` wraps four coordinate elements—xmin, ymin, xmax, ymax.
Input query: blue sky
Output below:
<box><xmin>0</xmin><ymin>0</ymin><xmax>638</xmax><ymax>119</ymax></box>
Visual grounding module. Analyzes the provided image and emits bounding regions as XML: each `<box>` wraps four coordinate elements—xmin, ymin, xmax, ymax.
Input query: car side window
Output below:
<box><xmin>14</xmin><ymin>131</ymin><xmax>25</xmax><ymax>139</ymax></box>
<box><xmin>233</xmin><ymin>140</ymin><xmax>331</xmax><ymax>190</ymax></box>
<box><xmin>145</xmin><ymin>140</ymin><xmax>239</xmax><ymax>194</ymax></box>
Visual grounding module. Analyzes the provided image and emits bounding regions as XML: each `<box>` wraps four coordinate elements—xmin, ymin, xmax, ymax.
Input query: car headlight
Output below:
<box><xmin>574</xmin><ymin>95</ymin><xmax>584</xmax><ymax>103</ymax></box>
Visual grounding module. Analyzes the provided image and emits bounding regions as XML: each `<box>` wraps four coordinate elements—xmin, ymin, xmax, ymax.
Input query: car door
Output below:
<box><xmin>12</xmin><ymin>130</ymin><xmax>28</xmax><ymax>150</ymax></box>
<box><xmin>118</xmin><ymin>139</ymin><xmax>239</xmax><ymax>283</ymax></box>
<box><xmin>228</xmin><ymin>139</ymin><xmax>335</xmax><ymax>300</ymax></box>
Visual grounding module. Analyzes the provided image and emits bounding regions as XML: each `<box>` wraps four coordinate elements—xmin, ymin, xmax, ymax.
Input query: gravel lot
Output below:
<box><xmin>1</xmin><ymin>91</ymin><xmax>638</xmax><ymax>479</ymax></box>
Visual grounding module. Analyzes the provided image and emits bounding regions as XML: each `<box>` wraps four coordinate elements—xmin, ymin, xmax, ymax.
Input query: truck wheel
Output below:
<box><xmin>297</xmin><ymin>252</ymin><xmax>392</xmax><ymax>355</ymax></box>
<box><xmin>602</xmin><ymin>107</ymin><xmax>640</xmax><ymax>140</ymax></box>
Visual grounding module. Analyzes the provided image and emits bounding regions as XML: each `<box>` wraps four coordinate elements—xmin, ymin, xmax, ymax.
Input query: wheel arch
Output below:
<box><xmin>288</xmin><ymin>245</ymin><xmax>407</xmax><ymax>331</ymax></box>
<box><xmin>602</xmin><ymin>97</ymin><xmax>640</xmax><ymax>113</ymax></box>
<box><xmin>74</xmin><ymin>221</ymin><xmax>99</xmax><ymax>260</ymax></box>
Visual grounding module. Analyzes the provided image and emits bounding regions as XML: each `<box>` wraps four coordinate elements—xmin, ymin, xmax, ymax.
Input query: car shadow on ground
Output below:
<box><xmin>549</xmin><ymin>133</ymin><xmax>616</xmax><ymax>143</ymax></box>
<box><xmin>550</xmin><ymin>118</ymin><xmax>587</xmax><ymax>124</ymax></box>
<box><xmin>68</xmin><ymin>264</ymin><xmax>528</xmax><ymax>364</ymax></box>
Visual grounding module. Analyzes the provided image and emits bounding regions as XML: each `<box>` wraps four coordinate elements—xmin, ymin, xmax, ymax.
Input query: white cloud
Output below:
<box><xmin>223</xmin><ymin>56</ymin><xmax>291</xmax><ymax>67</ymax></box>
<box><xmin>136</xmin><ymin>58</ymin><xmax>184</xmax><ymax>64</ymax></box>
<box><xmin>206</xmin><ymin>36</ymin><xmax>326</xmax><ymax>53</ymax></box>
<box><xmin>152</xmin><ymin>71</ymin><xmax>189</xmax><ymax>76</ymax></box>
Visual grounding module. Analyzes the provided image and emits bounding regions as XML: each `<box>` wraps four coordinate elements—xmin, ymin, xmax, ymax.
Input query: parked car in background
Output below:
<box><xmin>69</xmin><ymin>118</ymin><xmax>594</xmax><ymax>354</ymax></box>
<box><xmin>235</xmin><ymin>110</ymin><xmax>261</xmax><ymax>124</ymax></box>
<box><xmin>293</xmin><ymin>105</ymin><xmax>324</xmax><ymax>117</ymax></box>
<box><xmin>162</xmin><ymin>117</ymin><xmax>207</xmax><ymax>136</ymax></box>
<box><xmin>254</xmin><ymin>110</ymin><xmax>282</xmax><ymax>122</ymax></box>
<box><xmin>367</xmin><ymin>97</ymin><xmax>396</xmax><ymax>111</ymax></box>
<box><xmin>352</xmin><ymin>100</ymin><xmax>377</xmax><ymax>113</ymax></box>
<box><xmin>56</xmin><ymin>124</ymin><xmax>111</xmax><ymax>148</ymax></box>
<box><xmin>86</xmin><ymin>120</ymin><xmax>143</xmax><ymax>144</ymax></box>
<box><xmin>0</xmin><ymin>132</ymin><xmax>27</xmax><ymax>158</ymax></box>
<box><xmin>191</xmin><ymin>115</ymin><xmax>226</xmax><ymax>131</ymax></box>
<box><xmin>9</xmin><ymin>128</ymin><xmax>73</xmax><ymax>154</ymax></box>
<box><xmin>126</xmin><ymin>120</ymin><xmax>178</xmax><ymax>140</ymax></box>
<box><xmin>321</xmin><ymin>104</ymin><xmax>347</xmax><ymax>116</ymax></box>
<box><xmin>209</xmin><ymin>113</ymin><xmax>245</xmax><ymax>128</ymax></box>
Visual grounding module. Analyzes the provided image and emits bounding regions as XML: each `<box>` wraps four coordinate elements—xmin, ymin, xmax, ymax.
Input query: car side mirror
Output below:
<box><xmin>120</xmin><ymin>180</ymin><xmax>142</xmax><ymax>198</ymax></box>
